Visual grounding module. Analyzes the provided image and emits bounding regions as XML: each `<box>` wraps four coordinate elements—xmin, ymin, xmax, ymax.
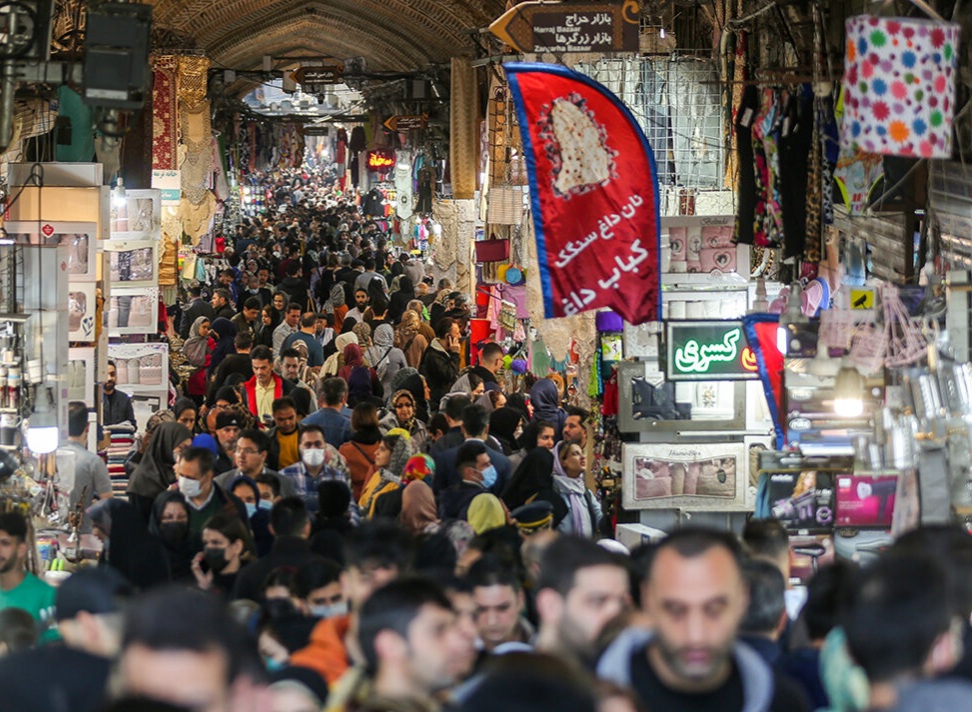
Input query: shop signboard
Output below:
<box><xmin>383</xmin><ymin>114</ymin><xmax>427</xmax><ymax>132</ymax></box>
<box><xmin>490</xmin><ymin>0</ymin><xmax>639</xmax><ymax>53</ymax></box>
<box><xmin>294</xmin><ymin>65</ymin><xmax>343</xmax><ymax>86</ymax></box>
<box><xmin>303</xmin><ymin>125</ymin><xmax>329</xmax><ymax>136</ymax></box>
<box><xmin>505</xmin><ymin>62</ymin><xmax>661</xmax><ymax>324</ymax></box>
<box><xmin>664</xmin><ymin>320</ymin><xmax>759</xmax><ymax>381</ymax></box>
<box><xmin>366</xmin><ymin>150</ymin><xmax>396</xmax><ymax>170</ymax></box>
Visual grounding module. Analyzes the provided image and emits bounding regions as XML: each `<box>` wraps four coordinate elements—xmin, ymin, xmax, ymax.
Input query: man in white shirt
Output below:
<box><xmin>63</xmin><ymin>402</ymin><xmax>113</xmax><ymax>534</ymax></box>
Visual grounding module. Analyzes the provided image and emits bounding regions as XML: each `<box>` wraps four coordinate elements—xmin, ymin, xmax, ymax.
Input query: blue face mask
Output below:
<box><xmin>481</xmin><ymin>465</ymin><xmax>498</xmax><ymax>489</ymax></box>
<box><xmin>258</xmin><ymin>499</ymin><xmax>273</xmax><ymax>511</ymax></box>
<box><xmin>245</xmin><ymin>503</ymin><xmax>257</xmax><ymax>518</ymax></box>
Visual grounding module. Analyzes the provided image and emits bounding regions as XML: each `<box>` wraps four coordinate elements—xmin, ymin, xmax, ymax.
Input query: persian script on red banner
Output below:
<box><xmin>505</xmin><ymin>62</ymin><xmax>661</xmax><ymax>324</ymax></box>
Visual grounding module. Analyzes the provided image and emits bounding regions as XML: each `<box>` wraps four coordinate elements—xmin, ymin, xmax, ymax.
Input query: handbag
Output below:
<box><xmin>475</xmin><ymin>235</ymin><xmax>511</xmax><ymax>263</ymax></box>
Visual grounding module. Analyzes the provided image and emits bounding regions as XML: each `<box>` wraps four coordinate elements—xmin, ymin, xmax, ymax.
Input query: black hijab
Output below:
<box><xmin>127</xmin><ymin>422</ymin><xmax>193</xmax><ymax>499</ymax></box>
<box><xmin>489</xmin><ymin>407</ymin><xmax>524</xmax><ymax>455</ymax></box>
<box><xmin>400</xmin><ymin>372</ymin><xmax>429</xmax><ymax>424</ymax></box>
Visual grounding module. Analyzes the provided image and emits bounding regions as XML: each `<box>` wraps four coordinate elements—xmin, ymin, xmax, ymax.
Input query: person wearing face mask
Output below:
<box><xmin>294</xmin><ymin>559</ymin><xmax>348</xmax><ymax>619</ymax></box>
<box><xmin>279</xmin><ymin>424</ymin><xmax>359</xmax><ymax>524</ymax></box>
<box><xmin>438</xmin><ymin>441</ymin><xmax>497</xmax><ymax>521</ymax></box>
<box><xmin>171</xmin><ymin>446</ymin><xmax>249</xmax><ymax>538</ymax></box>
<box><xmin>88</xmin><ymin>499</ymin><xmax>172</xmax><ymax>591</ymax></box>
<box><xmin>148</xmin><ymin>491</ymin><xmax>196</xmax><ymax>582</ymax></box>
<box><xmin>192</xmin><ymin>512</ymin><xmax>252</xmax><ymax>597</ymax></box>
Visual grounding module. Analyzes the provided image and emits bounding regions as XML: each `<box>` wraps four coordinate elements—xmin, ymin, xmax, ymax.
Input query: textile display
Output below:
<box><xmin>506</xmin><ymin>62</ymin><xmax>662</xmax><ymax>325</ymax></box>
<box><xmin>451</xmin><ymin>57</ymin><xmax>480</xmax><ymax>200</ymax></box>
<box><xmin>841</xmin><ymin>15</ymin><xmax>960</xmax><ymax>158</ymax></box>
<box><xmin>152</xmin><ymin>55</ymin><xmax>178</xmax><ymax>170</ymax></box>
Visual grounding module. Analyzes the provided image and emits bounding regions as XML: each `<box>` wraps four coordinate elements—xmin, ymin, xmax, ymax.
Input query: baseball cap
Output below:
<box><xmin>192</xmin><ymin>433</ymin><xmax>220</xmax><ymax>457</ymax></box>
<box><xmin>55</xmin><ymin>567</ymin><xmax>133</xmax><ymax>621</ymax></box>
<box><xmin>215</xmin><ymin>412</ymin><xmax>242</xmax><ymax>430</ymax></box>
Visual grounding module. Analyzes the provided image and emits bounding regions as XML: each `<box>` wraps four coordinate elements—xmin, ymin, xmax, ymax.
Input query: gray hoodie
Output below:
<box><xmin>884</xmin><ymin>679</ymin><xmax>972</xmax><ymax>711</ymax></box>
<box><xmin>597</xmin><ymin>627</ymin><xmax>776</xmax><ymax>712</ymax></box>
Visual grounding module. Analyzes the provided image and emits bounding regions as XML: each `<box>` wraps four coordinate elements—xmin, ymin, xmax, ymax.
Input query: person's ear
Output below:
<box><xmin>374</xmin><ymin>629</ymin><xmax>407</xmax><ymax>664</ymax></box>
<box><xmin>535</xmin><ymin>588</ymin><xmax>563</xmax><ymax>626</ymax></box>
<box><xmin>927</xmin><ymin>625</ymin><xmax>962</xmax><ymax>675</ymax></box>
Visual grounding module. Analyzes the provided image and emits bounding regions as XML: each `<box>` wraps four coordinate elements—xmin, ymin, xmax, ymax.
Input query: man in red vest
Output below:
<box><xmin>243</xmin><ymin>345</ymin><xmax>294</xmax><ymax>425</ymax></box>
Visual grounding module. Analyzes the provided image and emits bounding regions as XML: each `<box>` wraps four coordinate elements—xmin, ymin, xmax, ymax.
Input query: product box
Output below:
<box><xmin>834</xmin><ymin>474</ymin><xmax>897</xmax><ymax>527</ymax></box>
<box><xmin>767</xmin><ymin>471</ymin><xmax>835</xmax><ymax>533</ymax></box>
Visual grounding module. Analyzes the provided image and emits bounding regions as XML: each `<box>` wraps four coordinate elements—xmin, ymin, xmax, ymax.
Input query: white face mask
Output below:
<box><xmin>310</xmin><ymin>600</ymin><xmax>349</xmax><ymax>619</ymax></box>
<box><xmin>179</xmin><ymin>476</ymin><xmax>202</xmax><ymax>498</ymax></box>
<box><xmin>301</xmin><ymin>448</ymin><xmax>326</xmax><ymax>468</ymax></box>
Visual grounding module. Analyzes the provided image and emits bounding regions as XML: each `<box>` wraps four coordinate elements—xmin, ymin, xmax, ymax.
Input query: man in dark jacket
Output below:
<box><xmin>232</xmin><ymin>497</ymin><xmax>325</xmax><ymax>602</ymax></box>
<box><xmin>433</xmin><ymin>404</ymin><xmax>510</xmax><ymax>496</ymax></box>
<box><xmin>438</xmin><ymin>441</ymin><xmax>492</xmax><ymax>521</ymax></box>
<box><xmin>173</xmin><ymin>446</ymin><xmax>248</xmax><ymax>538</ymax></box>
<box><xmin>180</xmin><ymin>285</ymin><xmax>216</xmax><ymax>339</ymax></box>
<box><xmin>420</xmin><ymin>317</ymin><xmax>461</xmax><ymax>412</ymax></box>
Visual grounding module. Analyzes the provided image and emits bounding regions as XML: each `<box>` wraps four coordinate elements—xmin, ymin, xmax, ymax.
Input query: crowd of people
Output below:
<box><xmin>0</xmin><ymin>187</ymin><xmax>971</xmax><ymax>711</ymax></box>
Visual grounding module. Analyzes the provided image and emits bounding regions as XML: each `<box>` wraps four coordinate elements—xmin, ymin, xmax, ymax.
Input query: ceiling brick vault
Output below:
<box><xmin>146</xmin><ymin>0</ymin><xmax>506</xmax><ymax>70</ymax></box>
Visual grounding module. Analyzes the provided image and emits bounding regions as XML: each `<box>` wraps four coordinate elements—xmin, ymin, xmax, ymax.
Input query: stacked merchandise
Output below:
<box><xmin>105</xmin><ymin>424</ymin><xmax>136</xmax><ymax>498</ymax></box>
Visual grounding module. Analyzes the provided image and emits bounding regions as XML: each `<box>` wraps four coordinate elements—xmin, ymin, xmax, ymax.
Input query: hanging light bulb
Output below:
<box><xmin>112</xmin><ymin>177</ymin><xmax>127</xmax><ymax>208</ymax></box>
<box><xmin>833</xmin><ymin>362</ymin><xmax>865</xmax><ymax>418</ymax></box>
<box><xmin>26</xmin><ymin>386</ymin><xmax>58</xmax><ymax>454</ymax></box>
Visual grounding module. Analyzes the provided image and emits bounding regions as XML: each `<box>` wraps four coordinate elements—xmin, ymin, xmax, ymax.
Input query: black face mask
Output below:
<box><xmin>159</xmin><ymin>521</ymin><xmax>188</xmax><ymax>544</ymax></box>
<box><xmin>265</xmin><ymin>597</ymin><xmax>297</xmax><ymax>619</ymax></box>
<box><xmin>203</xmin><ymin>547</ymin><xmax>229</xmax><ymax>573</ymax></box>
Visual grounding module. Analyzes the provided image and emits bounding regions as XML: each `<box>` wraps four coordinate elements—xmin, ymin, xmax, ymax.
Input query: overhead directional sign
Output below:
<box><xmin>384</xmin><ymin>114</ymin><xmax>427</xmax><ymax>132</ymax></box>
<box><xmin>294</xmin><ymin>64</ymin><xmax>344</xmax><ymax>86</ymax></box>
<box><xmin>302</xmin><ymin>125</ymin><xmax>329</xmax><ymax>136</ymax></box>
<box><xmin>490</xmin><ymin>0</ymin><xmax>639</xmax><ymax>54</ymax></box>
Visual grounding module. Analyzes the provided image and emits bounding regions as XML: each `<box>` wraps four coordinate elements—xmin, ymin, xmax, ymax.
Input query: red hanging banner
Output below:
<box><xmin>505</xmin><ymin>62</ymin><xmax>661</xmax><ymax>324</ymax></box>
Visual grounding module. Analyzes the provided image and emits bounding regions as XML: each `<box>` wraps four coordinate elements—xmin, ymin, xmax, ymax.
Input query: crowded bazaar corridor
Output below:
<box><xmin>0</xmin><ymin>0</ymin><xmax>971</xmax><ymax>710</ymax></box>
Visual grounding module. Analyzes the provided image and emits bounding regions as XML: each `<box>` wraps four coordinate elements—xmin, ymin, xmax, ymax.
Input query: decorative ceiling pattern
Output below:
<box><xmin>146</xmin><ymin>0</ymin><xmax>506</xmax><ymax>71</ymax></box>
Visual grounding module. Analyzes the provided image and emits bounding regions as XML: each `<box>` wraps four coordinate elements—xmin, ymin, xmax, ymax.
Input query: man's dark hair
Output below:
<box><xmin>286</xmin><ymin>302</ymin><xmax>302</xmax><ymax>314</ymax></box>
<box><xmin>460</xmin><ymin>653</ymin><xmax>597</xmax><ymax>712</ymax></box>
<box><xmin>255</xmin><ymin>473</ymin><xmax>281</xmax><ymax>498</ymax></box>
<box><xmin>285</xmin><ymin>261</ymin><xmax>300</xmax><ymax>277</ymax></box>
<box><xmin>466</xmin><ymin>553</ymin><xmax>523</xmax><ymax>592</ymax></box>
<box><xmin>294</xmin><ymin>559</ymin><xmax>343</xmax><ymax>598</ymax></box>
<box><xmin>122</xmin><ymin>586</ymin><xmax>247</xmax><ymax>685</ymax></box>
<box><xmin>455</xmin><ymin>441</ymin><xmax>488</xmax><ymax>478</ymax></box>
<box><xmin>647</xmin><ymin>527</ymin><xmax>744</xmax><ymax>582</ymax></box>
<box><xmin>435</xmin><ymin>317</ymin><xmax>455</xmax><ymax>340</ymax></box>
<box><xmin>320</xmin><ymin>377</ymin><xmax>348</xmax><ymax>406</ymax></box>
<box><xmin>741</xmin><ymin>518</ymin><xmax>790</xmax><ymax>563</ymax></box>
<box><xmin>564</xmin><ymin>406</ymin><xmax>590</xmax><ymax>424</ymax></box>
<box><xmin>298</xmin><ymin>423</ymin><xmax>326</xmax><ymax>441</ymax></box>
<box><xmin>343</xmin><ymin>520</ymin><xmax>413</xmax><ymax>572</ymax></box>
<box><xmin>445</xmin><ymin>394</ymin><xmax>471</xmax><ymax>422</ymax></box>
<box><xmin>181</xmin><ymin>446</ymin><xmax>215</xmax><ymax>476</ymax></box>
<box><xmin>237</xmin><ymin>428</ymin><xmax>269</xmax><ymax>453</ymax></box>
<box><xmin>279</xmin><ymin>348</ymin><xmax>301</xmax><ymax>362</ymax></box>
<box><xmin>214</xmin><ymin>288</ymin><xmax>232</xmax><ymax>303</ymax></box>
<box><xmin>188</xmin><ymin>285</ymin><xmax>202</xmax><ymax>298</ymax></box>
<box><xmin>740</xmin><ymin>558</ymin><xmax>786</xmax><ymax>635</ymax></box>
<box><xmin>272</xmin><ymin>396</ymin><xmax>296</xmax><ymax>414</ymax></box>
<box><xmin>0</xmin><ymin>510</ymin><xmax>27</xmax><ymax>540</ymax></box>
<box><xmin>893</xmin><ymin>524</ymin><xmax>972</xmax><ymax>619</ymax></box>
<box><xmin>537</xmin><ymin>536</ymin><xmax>625</xmax><ymax>596</ymax></box>
<box><xmin>802</xmin><ymin>560</ymin><xmax>857</xmax><ymax>641</ymax></box>
<box><xmin>358</xmin><ymin>578</ymin><xmax>452</xmax><ymax>672</ymax></box>
<box><xmin>363</xmin><ymin>258</ymin><xmax>376</xmax><ymax>271</ymax></box>
<box><xmin>269</xmin><ymin>496</ymin><xmax>310</xmax><ymax>538</ymax></box>
<box><xmin>250</xmin><ymin>345</ymin><xmax>273</xmax><ymax>363</ymax></box>
<box><xmin>68</xmin><ymin>401</ymin><xmax>89</xmax><ymax>438</ymax></box>
<box><xmin>844</xmin><ymin>553</ymin><xmax>954</xmax><ymax>682</ymax></box>
<box><xmin>244</xmin><ymin>297</ymin><xmax>262</xmax><ymax>311</ymax></box>
<box><xmin>300</xmin><ymin>313</ymin><xmax>317</xmax><ymax>329</ymax></box>
<box><xmin>461</xmin><ymin>404</ymin><xmax>489</xmax><ymax>439</ymax></box>
<box><xmin>479</xmin><ymin>342</ymin><xmax>503</xmax><ymax>364</ymax></box>
<box><xmin>234</xmin><ymin>331</ymin><xmax>253</xmax><ymax>350</ymax></box>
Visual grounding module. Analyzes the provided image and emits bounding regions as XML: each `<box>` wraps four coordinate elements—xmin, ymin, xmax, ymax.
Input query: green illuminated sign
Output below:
<box><xmin>665</xmin><ymin>320</ymin><xmax>758</xmax><ymax>381</ymax></box>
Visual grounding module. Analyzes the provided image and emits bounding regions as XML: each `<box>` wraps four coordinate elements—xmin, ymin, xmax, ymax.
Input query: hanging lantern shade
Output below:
<box><xmin>841</xmin><ymin>15</ymin><xmax>960</xmax><ymax>158</ymax></box>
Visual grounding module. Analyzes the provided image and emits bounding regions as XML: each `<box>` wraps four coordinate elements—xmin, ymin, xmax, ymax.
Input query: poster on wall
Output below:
<box><xmin>622</xmin><ymin>442</ymin><xmax>749</xmax><ymax>511</ymax></box>
<box><xmin>4</xmin><ymin>221</ymin><xmax>97</xmax><ymax>282</ymax></box>
<box><xmin>505</xmin><ymin>62</ymin><xmax>661</xmax><ymax>324</ymax></box>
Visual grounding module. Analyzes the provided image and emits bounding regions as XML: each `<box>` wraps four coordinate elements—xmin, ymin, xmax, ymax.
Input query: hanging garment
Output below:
<box><xmin>734</xmin><ymin>86</ymin><xmax>759</xmax><ymax>245</ymax></box>
<box><xmin>780</xmin><ymin>88</ymin><xmax>814</xmax><ymax>259</ymax></box>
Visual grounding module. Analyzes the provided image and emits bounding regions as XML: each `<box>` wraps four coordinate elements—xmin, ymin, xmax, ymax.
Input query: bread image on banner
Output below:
<box><xmin>538</xmin><ymin>92</ymin><xmax>618</xmax><ymax>199</ymax></box>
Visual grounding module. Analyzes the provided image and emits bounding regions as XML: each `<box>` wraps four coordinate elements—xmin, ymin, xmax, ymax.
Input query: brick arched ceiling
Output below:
<box><xmin>146</xmin><ymin>0</ymin><xmax>505</xmax><ymax>72</ymax></box>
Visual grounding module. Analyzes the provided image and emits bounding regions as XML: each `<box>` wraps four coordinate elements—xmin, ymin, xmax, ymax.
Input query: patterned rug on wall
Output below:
<box><xmin>152</xmin><ymin>55</ymin><xmax>178</xmax><ymax>171</ymax></box>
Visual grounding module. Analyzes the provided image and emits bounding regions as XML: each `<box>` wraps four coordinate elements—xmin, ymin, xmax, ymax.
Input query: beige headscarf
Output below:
<box><xmin>321</xmin><ymin>332</ymin><xmax>358</xmax><ymax>377</ymax></box>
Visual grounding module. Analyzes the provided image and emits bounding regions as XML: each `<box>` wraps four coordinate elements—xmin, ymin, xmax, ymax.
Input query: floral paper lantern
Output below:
<box><xmin>841</xmin><ymin>15</ymin><xmax>960</xmax><ymax>158</ymax></box>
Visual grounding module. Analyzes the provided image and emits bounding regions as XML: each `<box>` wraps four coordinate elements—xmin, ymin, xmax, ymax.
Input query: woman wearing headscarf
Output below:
<box><xmin>399</xmin><ymin>370</ymin><xmax>431</xmax><ymax>425</ymax></box>
<box><xmin>184</xmin><ymin>316</ymin><xmax>214</xmax><ymax>407</ymax></box>
<box><xmin>89</xmin><ymin>498</ymin><xmax>171</xmax><ymax>590</ymax></box>
<box><xmin>490</xmin><ymin>407</ymin><xmax>525</xmax><ymax>458</ymax></box>
<box><xmin>207</xmin><ymin>317</ymin><xmax>238</xmax><ymax>378</ymax></box>
<box><xmin>124</xmin><ymin>408</ymin><xmax>176</xmax><ymax>477</ymax></box>
<box><xmin>529</xmin><ymin>378</ymin><xmax>567</xmax><ymax>442</ymax></box>
<box><xmin>339</xmin><ymin>402</ymin><xmax>383</xmax><ymax>501</ymax></box>
<box><xmin>387</xmin><ymin>276</ymin><xmax>414</xmax><ymax>325</ymax></box>
<box><xmin>255</xmin><ymin>304</ymin><xmax>279</xmax><ymax>349</ymax></box>
<box><xmin>320</xmin><ymin>331</ymin><xmax>358</xmax><ymax>378</ymax></box>
<box><xmin>173</xmin><ymin>398</ymin><xmax>198</xmax><ymax>433</ymax></box>
<box><xmin>467</xmin><ymin>493</ymin><xmax>508</xmax><ymax>535</ymax></box>
<box><xmin>324</xmin><ymin>283</ymin><xmax>348</xmax><ymax>333</ymax></box>
<box><xmin>148</xmin><ymin>490</ymin><xmax>195</xmax><ymax>582</ymax></box>
<box><xmin>126</xmin><ymin>421</ymin><xmax>193</xmax><ymax>523</ymax></box>
<box><xmin>395</xmin><ymin>310</ymin><xmax>429</xmax><ymax>369</ymax></box>
<box><xmin>359</xmin><ymin>433</ymin><xmax>416</xmax><ymax>518</ymax></box>
<box><xmin>552</xmin><ymin>440</ymin><xmax>601</xmax><ymax>538</ymax></box>
<box><xmin>271</xmin><ymin>290</ymin><xmax>289</xmax><ymax>322</ymax></box>
<box><xmin>400</xmin><ymin>479</ymin><xmax>439</xmax><ymax>535</ymax></box>
<box><xmin>365</xmin><ymin>324</ymin><xmax>407</xmax><ymax>399</ymax></box>
<box><xmin>352</xmin><ymin>322</ymin><xmax>372</xmax><ymax>353</ymax></box>
<box><xmin>379</xmin><ymin>389</ymin><xmax>429</xmax><ymax>452</ymax></box>
<box><xmin>501</xmin><ymin>447</ymin><xmax>567</xmax><ymax>527</ymax></box>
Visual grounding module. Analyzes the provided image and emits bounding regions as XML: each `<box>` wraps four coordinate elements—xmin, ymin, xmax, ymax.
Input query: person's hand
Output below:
<box><xmin>448</xmin><ymin>334</ymin><xmax>460</xmax><ymax>353</ymax></box>
<box><xmin>191</xmin><ymin>551</ymin><xmax>213</xmax><ymax>590</ymax></box>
